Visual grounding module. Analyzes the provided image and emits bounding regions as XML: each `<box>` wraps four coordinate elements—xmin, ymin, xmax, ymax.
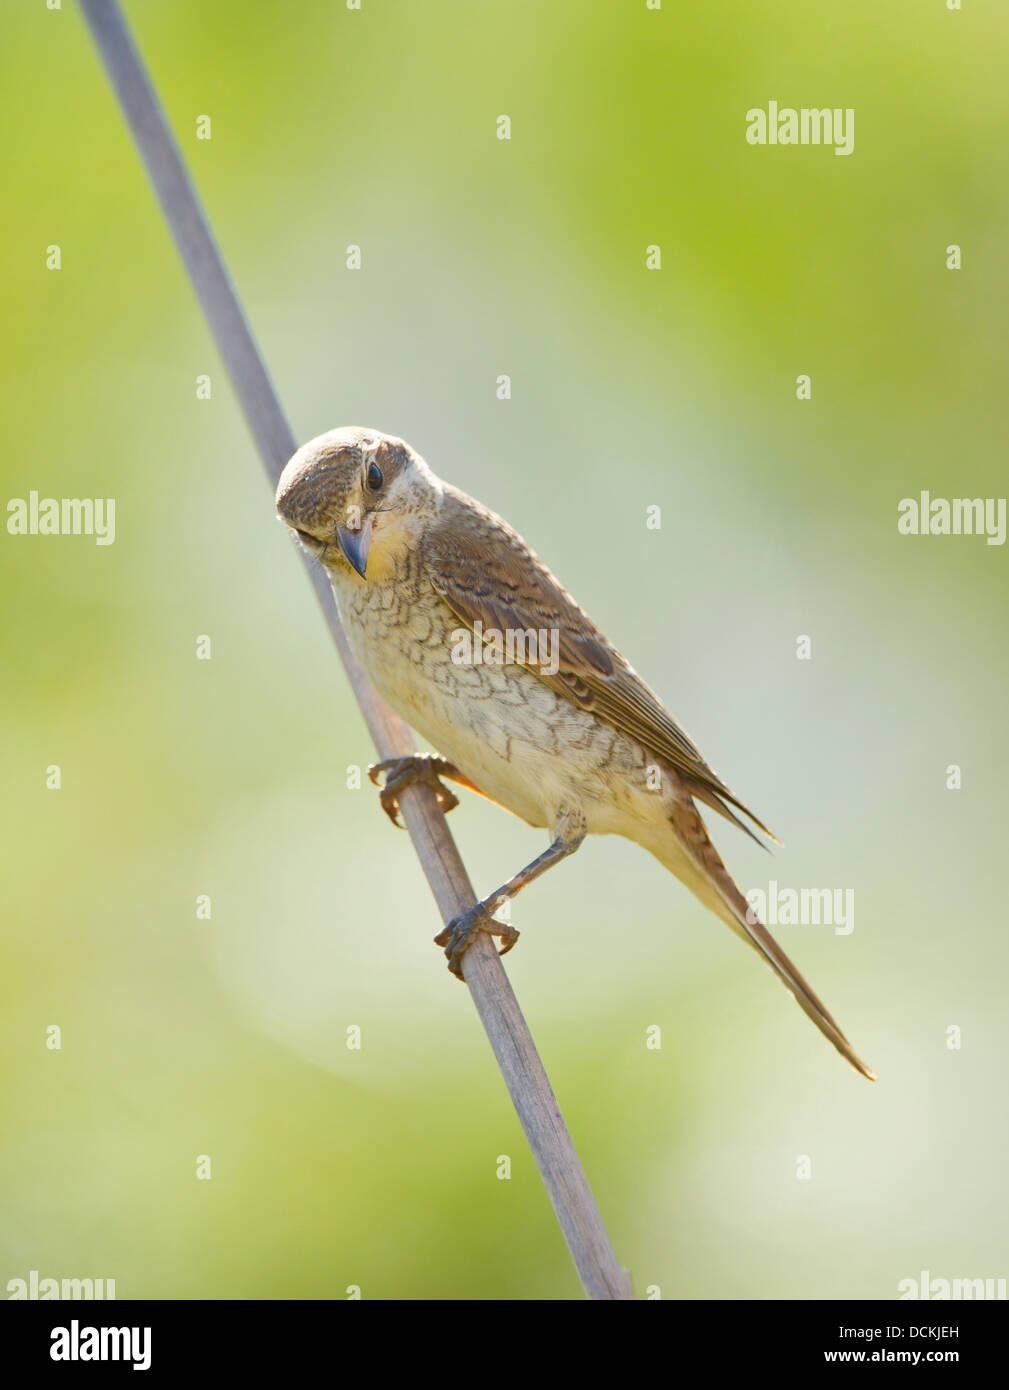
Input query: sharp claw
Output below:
<box><xmin>370</xmin><ymin>754</ymin><xmax>463</xmax><ymax>827</ymax></box>
<box><xmin>497</xmin><ymin>926</ymin><xmax>519</xmax><ymax>956</ymax></box>
<box><xmin>434</xmin><ymin>907</ymin><xmax>520</xmax><ymax>978</ymax></box>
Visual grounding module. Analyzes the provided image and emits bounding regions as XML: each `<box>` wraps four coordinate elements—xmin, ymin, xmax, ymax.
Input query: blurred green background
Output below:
<box><xmin>2</xmin><ymin>0</ymin><xmax>1007</xmax><ymax>1300</ymax></box>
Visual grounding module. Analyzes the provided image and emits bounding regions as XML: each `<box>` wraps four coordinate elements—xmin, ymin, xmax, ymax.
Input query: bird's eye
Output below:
<box><xmin>367</xmin><ymin>461</ymin><xmax>383</xmax><ymax>492</ymax></box>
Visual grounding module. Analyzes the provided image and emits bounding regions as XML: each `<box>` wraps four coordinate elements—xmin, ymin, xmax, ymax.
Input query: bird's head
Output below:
<box><xmin>276</xmin><ymin>426</ymin><xmax>437</xmax><ymax>581</ymax></box>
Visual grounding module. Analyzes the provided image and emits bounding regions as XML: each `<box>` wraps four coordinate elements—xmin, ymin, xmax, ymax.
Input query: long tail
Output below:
<box><xmin>659</xmin><ymin>798</ymin><xmax>876</xmax><ymax>1081</ymax></box>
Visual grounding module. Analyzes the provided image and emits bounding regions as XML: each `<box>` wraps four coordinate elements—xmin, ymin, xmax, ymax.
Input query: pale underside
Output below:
<box><xmin>332</xmin><ymin>558</ymin><xmax>678</xmax><ymax>841</ymax></box>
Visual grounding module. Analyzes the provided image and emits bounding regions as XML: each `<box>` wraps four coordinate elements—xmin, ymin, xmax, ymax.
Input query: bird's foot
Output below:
<box><xmin>367</xmin><ymin>754</ymin><xmax>462</xmax><ymax>828</ymax></box>
<box><xmin>434</xmin><ymin>902</ymin><xmax>520</xmax><ymax>980</ymax></box>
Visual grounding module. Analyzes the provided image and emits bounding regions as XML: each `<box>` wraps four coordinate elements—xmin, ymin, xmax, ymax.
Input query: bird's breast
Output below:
<box><xmin>328</xmin><ymin>567</ymin><xmax>660</xmax><ymax>835</ymax></box>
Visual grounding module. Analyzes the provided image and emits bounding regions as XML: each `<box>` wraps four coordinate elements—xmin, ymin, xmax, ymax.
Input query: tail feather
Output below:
<box><xmin>663</xmin><ymin>798</ymin><xmax>876</xmax><ymax>1082</ymax></box>
<box><xmin>683</xmin><ymin>777</ymin><xmax>777</xmax><ymax>852</ymax></box>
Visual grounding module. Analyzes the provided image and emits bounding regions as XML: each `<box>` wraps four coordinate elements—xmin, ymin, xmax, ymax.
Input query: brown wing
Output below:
<box><xmin>426</xmin><ymin>487</ymin><xmax>776</xmax><ymax>844</ymax></box>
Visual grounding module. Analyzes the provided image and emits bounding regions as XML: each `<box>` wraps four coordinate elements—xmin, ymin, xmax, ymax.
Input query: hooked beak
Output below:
<box><xmin>337</xmin><ymin>514</ymin><xmax>373</xmax><ymax>579</ymax></box>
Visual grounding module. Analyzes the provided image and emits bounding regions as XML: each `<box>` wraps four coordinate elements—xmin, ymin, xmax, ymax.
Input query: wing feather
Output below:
<box><xmin>426</xmin><ymin>489</ymin><xmax>776</xmax><ymax>842</ymax></box>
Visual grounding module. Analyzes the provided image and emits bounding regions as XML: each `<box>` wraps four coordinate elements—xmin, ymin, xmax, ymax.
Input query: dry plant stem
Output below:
<box><xmin>79</xmin><ymin>0</ymin><xmax>634</xmax><ymax>1301</ymax></box>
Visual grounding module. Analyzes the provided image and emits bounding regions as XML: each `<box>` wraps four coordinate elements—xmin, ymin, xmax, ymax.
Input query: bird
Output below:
<box><xmin>276</xmin><ymin>425</ymin><xmax>875</xmax><ymax>1081</ymax></box>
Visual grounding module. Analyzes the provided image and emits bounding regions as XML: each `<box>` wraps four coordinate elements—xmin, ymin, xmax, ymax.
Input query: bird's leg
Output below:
<box><xmin>368</xmin><ymin>753</ymin><xmax>480</xmax><ymax>828</ymax></box>
<box><xmin>435</xmin><ymin>812</ymin><xmax>587</xmax><ymax>979</ymax></box>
